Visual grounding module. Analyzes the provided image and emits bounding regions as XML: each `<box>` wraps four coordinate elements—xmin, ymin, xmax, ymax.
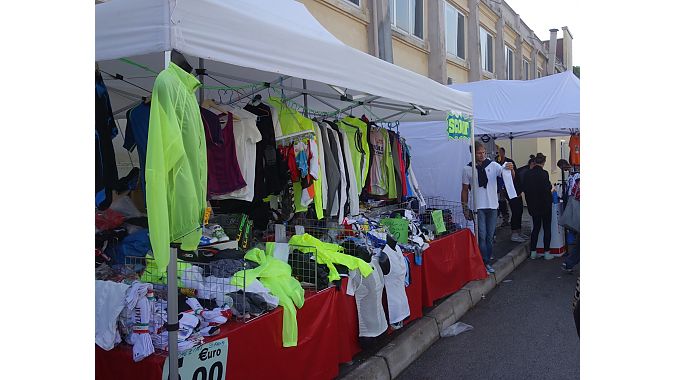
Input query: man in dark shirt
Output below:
<box><xmin>522</xmin><ymin>154</ymin><xmax>553</xmax><ymax>260</ymax></box>
<box><xmin>498</xmin><ymin>148</ymin><xmax>527</xmax><ymax>242</ymax></box>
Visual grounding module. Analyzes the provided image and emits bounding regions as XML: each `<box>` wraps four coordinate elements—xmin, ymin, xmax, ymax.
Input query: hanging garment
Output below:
<box><xmin>328</xmin><ymin>127</ymin><xmax>348</xmax><ymax>221</ymax></box>
<box><xmin>383</xmin><ymin>129</ymin><xmax>398</xmax><ymax>200</ymax></box>
<box><xmin>362</xmin><ymin>122</ymin><xmax>376</xmax><ymax>199</ymax></box>
<box><xmin>231</xmin><ymin>248</ymin><xmax>305</xmax><ymax>347</ymax></box>
<box><xmin>146</xmin><ymin>62</ymin><xmax>207</xmax><ymax>270</ymax></box>
<box><xmin>267</xmin><ymin>97</ymin><xmax>315</xmax><ymax>136</ymax></box>
<box><xmin>268</xmin><ymin>102</ymin><xmax>284</xmax><ymax>139</ymax></box>
<box><xmin>381</xmin><ymin>245</ymin><xmax>410</xmax><ymax>324</ymax></box>
<box><xmin>318</xmin><ymin>123</ymin><xmax>340</xmax><ymax>215</ymax></box>
<box><xmin>338</xmin><ymin>128</ymin><xmax>360</xmax><ymax>216</ymax></box>
<box><xmin>313</xmin><ymin>122</ymin><xmax>329</xmax><ymax>210</ymax></box>
<box><xmin>95</xmin><ymin>71</ymin><xmax>119</xmax><ymax>210</ymax></box>
<box><xmin>307</xmin><ymin>138</ymin><xmax>324</xmax><ymax>219</ymax></box>
<box><xmin>123</xmin><ymin>102</ymin><xmax>151</xmax><ymax>196</ymax></box>
<box><xmin>389</xmin><ymin>130</ymin><xmax>403</xmax><ymax>201</ymax></box>
<box><xmin>201</xmin><ymin>109</ymin><xmax>247</xmax><ymax>197</ymax></box>
<box><xmin>321</xmin><ymin>123</ymin><xmax>342</xmax><ymax>217</ymax></box>
<box><xmin>288</xmin><ymin>233</ymin><xmax>373</xmax><ymax>282</ymax></box>
<box><xmin>407</xmin><ymin>165</ymin><xmax>426</xmax><ymax>208</ymax></box>
<box><xmin>368</xmin><ymin>128</ymin><xmax>388</xmax><ymax>197</ymax></box>
<box><xmin>346</xmin><ymin>256</ymin><xmax>388</xmax><ymax>338</ymax></box>
<box><xmin>569</xmin><ymin>134</ymin><xmax>580</xmax><ymax>166</ymax></box>
<box><xmin>339</xmin><ymin>117</ymin><xmax>370</xmax><ymax>193</ymax></box>
<box><xmin>245</xmin><ymin>102</ymin><xmax>285</xmax><ymax>196</ymax></box>
<box><xmin>211</xmin><ymin>110</ymin><xmax>262</xmax><ymax>202</ymax></box>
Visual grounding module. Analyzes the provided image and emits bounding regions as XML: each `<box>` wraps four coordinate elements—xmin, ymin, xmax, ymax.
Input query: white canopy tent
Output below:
<box><xmin>399</xmin><ymin>71</ymin><xmax>580</xmax><ymax>203</ymax></box>
<box><xmin>96</xmin><ymin>1</ymin><xmax>474</xmax><ymax>377</ymax></box>
<box><xmin>96</xmin><ymin>0</ymin><xmax>472</xmax><ymax>120</ymax></box>
<box><xmin>450</xmin><ymin>71</ymin><xmax>580</xmax><ymax>138</ymax></box>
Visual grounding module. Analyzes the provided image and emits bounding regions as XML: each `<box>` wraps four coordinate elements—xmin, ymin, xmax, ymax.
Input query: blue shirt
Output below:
<box><xmin>123</xmin><ymin>102</ymin><xmax>151</xmax><ymax>195</ymax></box>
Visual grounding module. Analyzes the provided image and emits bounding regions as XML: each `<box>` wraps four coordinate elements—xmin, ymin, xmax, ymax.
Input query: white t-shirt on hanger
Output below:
<box><xmin>346</xmin><ymin>256</ymin><xmax>388</xmax><ymax>338</ymax></box>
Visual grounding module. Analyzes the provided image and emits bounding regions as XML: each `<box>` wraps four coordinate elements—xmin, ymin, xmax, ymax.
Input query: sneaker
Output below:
<box><xmin>544</xmin><ymin>252</ymin><xmax>554</xmax><ymax>260</ymax></box>
<box><xmin>561</xmin><ymin>263</ymin><xmax>574</xmax><ymax>274</ymax></box>
<box><xmin>203</xmin><ymin>224</ymin><xmax>229</xmax><ymax>242</ymax></box>
<box><xmin>510</xmin><ymin>234</ymin><xmax>527</xmax><ymax>243</ymax></box>
<box><xmin>486</xmin><ymin>264</ymin><xmax>495</xmax><ymax>274</ymax></box>
<box><xmin>530</xmin><ymin>251</ymin><xmax>538</xmax><ymax>260</ymax></box>
<box><xmin>199</xmin><ymin>235</ymin><xmax>219</xmax><ymax>246</ymax></box>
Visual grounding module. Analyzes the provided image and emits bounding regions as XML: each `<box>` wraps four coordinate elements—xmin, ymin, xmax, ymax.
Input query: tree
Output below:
<box><xmin>573</xmin><ymin>66</ymin><xmax>580</xmax><ymax>78</ymax></box>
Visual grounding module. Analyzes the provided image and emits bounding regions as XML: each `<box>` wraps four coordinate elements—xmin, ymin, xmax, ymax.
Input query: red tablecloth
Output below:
<box><xmin>96</xmin><ymin>231</ymin><xmax>479</xmax><ymax>379</ymax></box>
<box><xmin>97</xmin><ymin>288</ymin><xmax>346</xmax><ymax>380</ymax></box>
<box><xmin>421</xmin><ymin>229</ymin><xmax>487</xmax><ymax>307</ymax></box>
<box><xmin>402</xmin><ymin>251</ymin><xmax>423</xmax><ymax>324</ymax></box>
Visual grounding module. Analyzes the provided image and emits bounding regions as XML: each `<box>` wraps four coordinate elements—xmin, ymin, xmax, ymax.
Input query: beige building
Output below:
<box><xmin>298</xmin><ymin>0</ymin><xmax>575</xmax><ymax>185</ymax></box>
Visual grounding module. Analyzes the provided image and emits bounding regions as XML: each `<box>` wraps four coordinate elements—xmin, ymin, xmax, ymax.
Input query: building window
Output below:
<box><xmin>522</xmin><ymin>59</ymin><xmax>530</xmax><ymax>80</ymax></box>
<box><xmin>480</xmin><ymin>27</ymin><xmax>493</xmax><ymax>73</ymax></box>
<box><xmin>389</xmin><ymin>0</ymin><xmax>424</xmax><ymax>40</ymax></box>
<box><xmin>505</xmin><ymin>46</ymin><xmax>514</xmax><ymax>80</ymax></box>
<box><xmin>537</xmin><ymin>69</ymin><xmax>542</xmax><ymax>78</ymax></box>
<box><xmin>344</xmin><ymin>0</ymin><xmax>360</xmax><ymax>6</ymax></box>
<box><xmin>445</xmin><ymin>3</ymin><xmax>465</xmax><ymax>59</ymax></box>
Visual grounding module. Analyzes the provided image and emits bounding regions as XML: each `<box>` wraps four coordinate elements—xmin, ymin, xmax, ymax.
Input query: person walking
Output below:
<box><xmin>495</xmin><ymin>148</ymin><xmax>511</xmax><ymax>227</ymax></box>
<box><xmin>522</xmin><ymin>154</ymin><xmax>554</xmax><ymax>260</ymax></box>
<box><xmin>461</xmin><ymin>142</ymin><xmax>516</xmax><ymax>274</ymax></box>
<box><xmin>497</xmin><ymin>148</ymin><xmax>527</xmax><ymax>242</ymax></box>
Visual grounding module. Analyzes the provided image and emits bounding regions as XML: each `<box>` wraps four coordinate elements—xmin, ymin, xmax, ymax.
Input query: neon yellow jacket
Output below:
<box><xmin>146</xmin><ymin>63</ymin><xmax>207</xmax><ymax>270</ymax></box>
<box><xmin>288</xmin><ymin>234</ymin><xmax>373</xmax><ymax>282</ymax></box>
<box><xmin>232</xmin><ymin>248</ymin><xmax>305</xmax><ymax>347</ymax></box>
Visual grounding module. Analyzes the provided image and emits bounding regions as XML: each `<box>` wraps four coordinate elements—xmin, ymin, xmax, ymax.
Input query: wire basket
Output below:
<box><xmin>122</xmin><ymin>255</ymin><xmax>269</xmax><ymax>322</ymax></box>
<box><xmin>419</xmin><ymin>196</ymin><xmax>464</xmax><ymax>237</ymax></box>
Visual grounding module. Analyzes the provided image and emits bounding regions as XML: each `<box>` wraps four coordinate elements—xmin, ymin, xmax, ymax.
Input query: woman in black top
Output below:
<box><xmin>522</xmin><ymin>154</ymin><xmax>553</xmax><ymax>260</ymax></box>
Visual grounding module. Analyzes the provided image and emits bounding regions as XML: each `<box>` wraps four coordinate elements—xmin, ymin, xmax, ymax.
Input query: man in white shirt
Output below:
<box><xmin>461</xmin><ymin>142</ymin><xmax>516</xmax><ymax>274</ymax></box>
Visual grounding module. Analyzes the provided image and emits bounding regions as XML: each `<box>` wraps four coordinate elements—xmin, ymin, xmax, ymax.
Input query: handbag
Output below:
<box><xmin>559</xmin><ymin>198</ymin><xmax>580</xmax><ymax>232</ymax></box>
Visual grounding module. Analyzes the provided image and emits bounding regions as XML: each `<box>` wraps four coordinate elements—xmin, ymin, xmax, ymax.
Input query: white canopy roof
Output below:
<box><xmin>95</xmin><ymin>0</ymin><xmax>472</xmax><ymax>119</ymax></box>
<box><xmin>449</xmin><ymin>71</ymin><xmax>580</xmax><ymax>138</ymax></box>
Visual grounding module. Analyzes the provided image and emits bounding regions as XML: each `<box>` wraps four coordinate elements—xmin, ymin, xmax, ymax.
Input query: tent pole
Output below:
<box><xmin>303</xmin><ymin>79</ymin><xmax>309</xmax><ymax>117</ymax></box>
<box><xmin>164</xmin><ymin>50</ymin><xmax>180</xmax><ymax>380</ymax></box>
<box><xmin>470</xmin><ymin>116</ymin><xmax>479</xmax><ymax>249</ymax></box>
<box><xmin>509</xmin><ymin>133</ymin><xmax>514</xmax><ymax>158</ymax></box>
<box><xmin>198</xmin><ymin>58</ymin><xmax>205</xmax><ymax>104</ymax></box>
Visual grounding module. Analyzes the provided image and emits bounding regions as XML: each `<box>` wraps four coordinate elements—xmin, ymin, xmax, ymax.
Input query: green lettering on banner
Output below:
<box><xmin>162</xmin><ymin>339</ymin><xmax>228</xmax><ymax>380</ymax></box>
<box><xmin>381</xmin><ymin>218</ymin><xmax>409</xmax><ymax>244</ymax></box>
<box><xmin>431</xmin><ymin>210</ymin><xmax>447</xmax><ymax>234</ymax></box>
<box><xmin>446</xmin><ymin>113</ymin><xmax>472</xmax><ymax>140</ymax></box>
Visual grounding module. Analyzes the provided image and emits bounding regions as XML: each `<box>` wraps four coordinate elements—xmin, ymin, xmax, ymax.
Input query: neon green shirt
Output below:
<box><xmin>288</xmin><ymin>233</ymin><xmax>373</xmax><ymax>282</ymax></box>
<box><xmin>146</xmin><ymin>62</ymin><xmax>207</xmax><ymax>270</ymax></box>
<box><xmin>232</xmin><ymin>248</ymin><xmax>305</xmax><ymax>347</ymax></box>
<box><xmin>339</xmin><ymin>117</ymin><xmax>370</xmax><ymax>192</ymax></box>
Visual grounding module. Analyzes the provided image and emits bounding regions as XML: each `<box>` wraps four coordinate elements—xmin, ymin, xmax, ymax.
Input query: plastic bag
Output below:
<box><xmin>440</xmin><ymin>322</ymin><xmax>474</xmax><ymax>337</ymax></box>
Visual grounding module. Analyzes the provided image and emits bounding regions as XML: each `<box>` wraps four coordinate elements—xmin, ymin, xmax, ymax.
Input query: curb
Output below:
<box><xmin>341</xmin><ymin>242</ymin><xmax>529</xmax><ymax>380</ymax></box>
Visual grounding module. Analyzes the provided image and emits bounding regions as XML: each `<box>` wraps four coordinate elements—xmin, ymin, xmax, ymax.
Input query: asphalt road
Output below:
<box><xmin>396</xmin><ymin>227</ymin><xmax>580</xmax><ymax>380</ymax></box>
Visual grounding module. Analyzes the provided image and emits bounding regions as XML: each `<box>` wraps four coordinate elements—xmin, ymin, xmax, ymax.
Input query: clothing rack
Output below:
<box><xmin>275</xmin><ymin>129</ymin><xmax>315</xmax><ymax>146</ymax></box>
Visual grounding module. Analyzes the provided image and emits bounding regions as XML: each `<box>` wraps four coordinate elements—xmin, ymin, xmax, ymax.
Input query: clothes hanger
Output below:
<box><xmin>202</xmin><ymin>98</ymin><xmax>241</xmax><ymax>121</ymax></box>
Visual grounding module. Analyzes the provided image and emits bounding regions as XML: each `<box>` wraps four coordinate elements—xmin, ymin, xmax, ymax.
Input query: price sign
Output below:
<box><xmin>162</xmin><ymin>339</ymin><xmax>228</xmax><ymax>380</ymax></box>
<box><xmin>431</xmin><ymin>210</ymin><xmax>446</xmax><ymax>234</ymax></box>
<box><xmin>381</xmin><ymin>218</ymin><xmax>409</xmax><ymax>244</ymax></box>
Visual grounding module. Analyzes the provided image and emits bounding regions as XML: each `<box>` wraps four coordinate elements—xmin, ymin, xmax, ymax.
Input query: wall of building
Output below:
<box><xmin>393</xmin><ymin>37</ymin><xmax>429</xmax><ymax>76</ymax></box>
<box><xmin>299</xmin><ymin>0</ymin><xmax>370</xmax><ymax>53</ymax></box>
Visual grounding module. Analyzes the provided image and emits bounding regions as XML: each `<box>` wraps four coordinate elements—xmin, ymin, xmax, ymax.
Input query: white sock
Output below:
<box><xmin>130</xmin><ymin>296</ymin><xmax>154</xmax><ymax>362</ymax></box>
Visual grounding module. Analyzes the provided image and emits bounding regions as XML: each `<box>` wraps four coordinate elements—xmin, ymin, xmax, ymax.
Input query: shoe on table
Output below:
<box><xmin>486</xmin><ymin>264</ymin><xmax>495</xmax><ymax>274</ymax></box>
<box><xmin>544</xmin><ymin>252</ymin><xmax>554</xmax><ymax>260</ymax></box>
<box><xmin>530</xmin><ymin>251</ymin><xmax>538</xmax><ymax>260</ymax></box>
<box><xmin>510</xmin><ymin>234</ymin><xmax>527</xmax><ymax>243</ymax></box>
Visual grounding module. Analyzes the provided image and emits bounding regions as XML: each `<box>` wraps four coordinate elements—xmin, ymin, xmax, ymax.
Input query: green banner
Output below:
<box><xmin>447</xmin><ymin>113</ymin><xmax>472</xmax><ymax>140</ymax></box>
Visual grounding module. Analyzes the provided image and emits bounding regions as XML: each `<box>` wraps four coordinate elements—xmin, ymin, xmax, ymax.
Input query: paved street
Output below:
<box><xmin>397</xmin><ymin>228</ymin><xmax>580</xmax><ymax>380</ymax></box>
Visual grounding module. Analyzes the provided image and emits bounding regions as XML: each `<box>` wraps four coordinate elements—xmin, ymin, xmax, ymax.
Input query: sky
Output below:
<box><xmin>501</xmin><ymin>0</ymin><xmax>581</xmax><ymax>66</ymax></box>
